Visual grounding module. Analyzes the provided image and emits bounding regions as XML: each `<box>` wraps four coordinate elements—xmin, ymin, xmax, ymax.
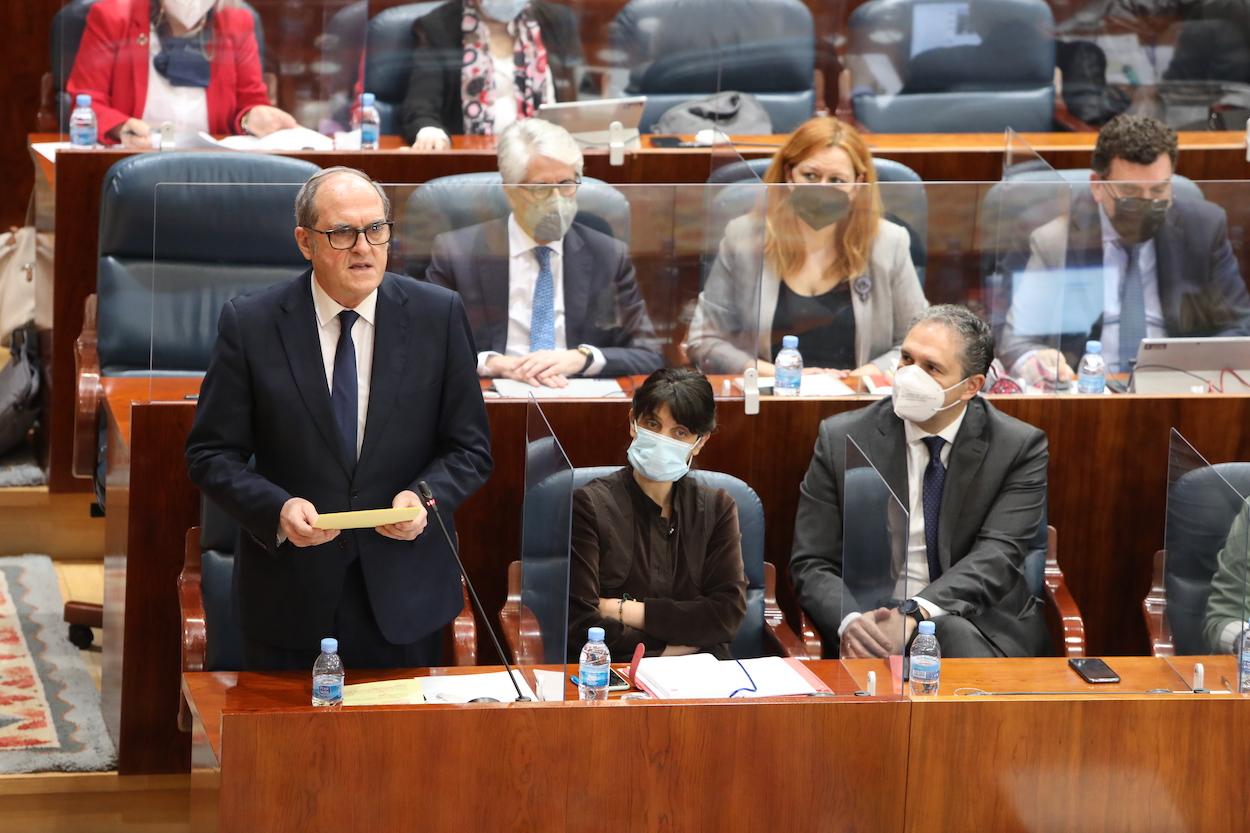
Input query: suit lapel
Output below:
<box><xmin>938</xmin><ymin>399</ymin><xmax>990</xmax><ymax>569</ymax></box>
<box><xmin>479</xmin><ymin>220</ymin><xmax>512</xmax><ymax>353</ymax></box>
<box><xmin>276</xmin><ymin>271</ymin><xmax>352</xmax><ymax>479</ymax></box>
<box><xmin>1066</xmin><ymin>192</ymin><xmax>1104</xmax><ymax>271</ymax></box>
<box><xmin>1154</xmin><ymin>209</ymin><xmax>1183</xmax><ymax>333</ymax></box>
<box><xmin>357</xmin><ymin>277</ymin><xmax>410</xmax><ymax>470</ymax></box>
<box><xmin>562</xmin><ymin>226</ymin><xmax>591</xmax><ymax>346</ymax></box>
<box><xmin>869</xmin><ymin>404</ymin><xmax>909</xmax><ymax>512</ymax></box>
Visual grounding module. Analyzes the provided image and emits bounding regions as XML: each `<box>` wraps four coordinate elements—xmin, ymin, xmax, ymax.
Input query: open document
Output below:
<box><xmin>633</xmin><ymin>654</ymin><xmax>829</xmax><ymax>699</ymax></box>
<box><xmin>493</xmin><ymin>378</ymin><xmax>626</xmax><ymax>399</ymax></box>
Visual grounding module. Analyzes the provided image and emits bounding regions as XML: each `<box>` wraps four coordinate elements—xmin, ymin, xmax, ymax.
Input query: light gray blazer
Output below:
<box><xmin>685</xmin><ymin>214</ymin><xmax>928</xmax><ymax>372</ymax></box>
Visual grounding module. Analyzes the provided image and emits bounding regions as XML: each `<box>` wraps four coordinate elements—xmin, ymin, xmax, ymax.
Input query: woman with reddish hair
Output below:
<box><xmin>687</xmin><ymin>117</ymin><xmax>928</xmax><ymax>378</ymax></box>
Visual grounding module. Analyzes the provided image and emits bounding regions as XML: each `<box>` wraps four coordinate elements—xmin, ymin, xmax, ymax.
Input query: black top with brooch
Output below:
<box><xmin>770</xmin><ymin>279</ymin><xmax>857</xmax><ymax>370</ymax></box>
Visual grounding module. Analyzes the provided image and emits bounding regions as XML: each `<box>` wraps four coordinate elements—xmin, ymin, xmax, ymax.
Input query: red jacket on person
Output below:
<box><xmin>66</xmin><ymin>0</ymin><xmax>270</xmax><ymax>143</ymax></box>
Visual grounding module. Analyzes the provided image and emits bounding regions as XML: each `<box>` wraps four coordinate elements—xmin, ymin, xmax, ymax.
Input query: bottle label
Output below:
<box><xmin>361</xmin><ymin>123</ymin><xmax>379</xmax><ymax>145</ymax></box>
<box><xmin>70</xmin><ymin>125</ymin><xmax>97</xmax><ymax>147</ymax></box>
<box><xmin>910</xmin><ymin>656</ymin><xmax>940</xmax><ymax>681</ymax></box>
<box><xmin>579</xmin><ymin>663</ymin><xmax>609</xmax><ymax>687</ymax></box>
<box><xmin>313</xmin><ymin>675</ymin><xmax>343</xmax><ymax>701</ymax></box>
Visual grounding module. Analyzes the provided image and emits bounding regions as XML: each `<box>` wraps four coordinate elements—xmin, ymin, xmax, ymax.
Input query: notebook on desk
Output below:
<box><xmin>631</xmin><ymin>654</ymin><xmax>831</xmax><ymax>699</ymax></box>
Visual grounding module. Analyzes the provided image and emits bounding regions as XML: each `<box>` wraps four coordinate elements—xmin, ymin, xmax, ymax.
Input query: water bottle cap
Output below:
<box><xmin>361</xmin><ymin>92</ymin><xmax>375</xmax><ymax>107</ymax></box>
<box><xmin>320</xmin><ymin>637</ymin><xmax>338</xmax><ymax>654</ymax></box>
<box><xmin>917</xmin><ymin>621</ymin><xmax>936</xmax><ymax>635</ymax></box>
<box><xmin>588</xmin><ymin>627</ymin><xmax>605</xmax><ymax>642</ymax></box>
<box><xmin>782</xmin><ymin>335</ymin><xmax>798</xmax><ymax>349</ymax></box>
<box><xmin>75</xmin><ymin>94</ymin><xmax>91</xmax><ymax>108</ymax></box>
<box><xmin>1084</xmin><ymin>340</ymin><xmax>1102</xmax><ymax>354</ymax></box>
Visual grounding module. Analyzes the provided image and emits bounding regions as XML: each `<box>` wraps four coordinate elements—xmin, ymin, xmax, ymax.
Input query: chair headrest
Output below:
<box><xmin>364</xmin><ymin>2</ymin><xmax>444</xmax><ymax>102</ymax></box>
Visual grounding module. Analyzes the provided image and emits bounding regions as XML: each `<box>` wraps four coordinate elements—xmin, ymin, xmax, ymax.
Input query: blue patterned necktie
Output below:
<box><xmin>921</xmin><ymin>435</ymin><xmax>947</xmax><ymax>582</ymax></box>
<box><xmin>1118</xmin><ymin>242</ymin><xmax>1145</xmax><ymax>372</ymax></box>
<box><xmin>331</xmin><ymin>309</ymin><xmax>359</xmax><ymax>466</ymax></box>
<box><xmin>529</xmin><ymin>246</ymin><xmax>555</xmax><ymax>352</ymax></box>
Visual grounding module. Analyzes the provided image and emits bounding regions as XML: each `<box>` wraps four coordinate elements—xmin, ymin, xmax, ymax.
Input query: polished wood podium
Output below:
<box><xmin>183</xmin><ymin>657</ymin><xmax>1246</xmax><ymax>833</ymax></box>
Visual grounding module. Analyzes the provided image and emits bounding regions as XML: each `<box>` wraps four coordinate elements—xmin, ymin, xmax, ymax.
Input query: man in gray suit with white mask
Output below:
<box><xmin>791</xmin><ymin>305</ymin><xmax>1049</xmax><ymax>658</ymax></box>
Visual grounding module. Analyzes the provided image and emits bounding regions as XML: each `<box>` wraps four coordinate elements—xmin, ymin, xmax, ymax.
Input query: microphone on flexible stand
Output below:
<box><xmin>417</xmin><ymin>481</ymin><xmax>531</xmax><ymax>702</ymax></box>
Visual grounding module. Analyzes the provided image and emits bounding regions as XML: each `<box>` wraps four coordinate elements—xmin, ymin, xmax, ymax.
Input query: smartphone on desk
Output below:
<box><xmin>608</xmin><ymin>668</ymin><xmax>631</xmax><ymax>691</ymax></box>
<box><xmin>1069</xmin><ymin>657</ymin><xmax>1120</xmax><ymax>684</ymax></box>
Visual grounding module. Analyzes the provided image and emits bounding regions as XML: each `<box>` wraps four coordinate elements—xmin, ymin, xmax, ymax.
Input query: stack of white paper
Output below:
<box><xmin>634</xmin><ymin>654</ymin><xmax>819</xmax><ymax>699</ymax></box>
<box><xmin>493</xmin><ymin>378</ymin><xmax>626</xmax><ymax>399</ymax></box>
<box><xmin>419</xmin><ymin>670</ymin><xmax>537</xmax><ymax>704</ymax></box>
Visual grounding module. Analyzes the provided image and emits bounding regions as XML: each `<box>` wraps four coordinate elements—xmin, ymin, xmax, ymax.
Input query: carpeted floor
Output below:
<box><xmin>0</xmin><ymin>555</ymin><xmax>114</xmax><ymax>772</ymax></box>
<box><xmin>0</xmin><ymin>445</ymin><xmax>47</xmax><ymax>488</ymax></box>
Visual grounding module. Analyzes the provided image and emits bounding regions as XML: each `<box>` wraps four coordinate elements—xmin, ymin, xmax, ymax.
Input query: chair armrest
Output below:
<box><xmin>499</xmin><ymin>560</ymin><xmax>546</xmax><ymax>664</ymax></box>
<box><xmin>63</xmin><ymin>601</ymin><xmax>103</xmax><ymax>629</ymax></box>
<box><xmin>177</xmin><ymin>526</ymin><xmax>205</xmax><ymax>733</ymax></box>
<box><xmin>72</xmin><ymin>293</ymin><xmax>102</xmax><ymax>479</ymax></box>
<box><xmin>762</xmin><ymin>562</ymin><xmax>810</xmax><ymax>659</ymax></box>
<box><xmin>833</xmin><ymin>69</ymin><xmax>865</xmax><ymax>131</ymax></box>
<box><xmin>37</xmin><ymin>72</ymin><xmax>57</xmax><ymax>133</ymax></box>
<box><xmin>1042</xmin><ymin>526</ymin><xmax>1086</xmax><ymax>658</ymax></box>
<box><xmin>798</xmin><ymin>609</ymin><xmax>825</xmax><ymax>660</ymax></box>
<box><xmin>1142</xmin><ymin>548</ymin><xmax>1175</xmax><ymax>657</ymax></box>
<box><xmin>451</xmin><ymin>575</ymin><xmax>477</xmax><ymax>666</ymax></box>
<box><xmin>1052</xmin><ymin>70</ymin><xmax>1097</xmax><ymax>133</ymax></box>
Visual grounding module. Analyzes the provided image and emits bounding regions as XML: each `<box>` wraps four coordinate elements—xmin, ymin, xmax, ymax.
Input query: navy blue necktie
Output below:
<box><xmin>331</xmin><ymin>309</ymin><xmax>359</xmax><ymax>466</ymax></box>
<box><xmin>1118</xmin><ymin>242</ymin><xmax>1145</xmax><ymax>372</ymax></box>
<box><xmin>921</xmin><ymin>435</ymin><xmax>947</xmax><ymax>582</ymax></box>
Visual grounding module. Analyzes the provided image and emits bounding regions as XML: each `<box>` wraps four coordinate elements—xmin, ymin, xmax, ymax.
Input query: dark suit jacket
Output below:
<box><xmin>790</xmin><ymin>397</ymin><xmax>1049</xmax><ymax>658</ymax></box>
<box><xmin>398</xmin><ymin>0</ymin><xmax>583</xmax><ymax>142</ymax></box>
<box><xmin>185</xmin><ymin>271</ymin><xmax>493</xmax><ymax>650</ymax></box>
<box><xmin>425</xmin><ymin>218</ymin><xmax>664</xmax><ymax>376</ymax></box>
<box><xmin>999</xmin><ymin>192</ymin><xmax>1250</xmax><ymax>369</ymax></box>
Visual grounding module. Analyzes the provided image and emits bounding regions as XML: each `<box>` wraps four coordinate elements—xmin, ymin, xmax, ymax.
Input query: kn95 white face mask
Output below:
<box><xmin>891</xmin><ymin>364</ymin><xmax>968</xmax><ymax>424</ymax></box>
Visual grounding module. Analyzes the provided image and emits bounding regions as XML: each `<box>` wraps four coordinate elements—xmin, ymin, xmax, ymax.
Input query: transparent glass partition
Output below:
<box><xmin>1163</xmin><ymin>430</ymin><xmax>1250</xmax><ymax>694</ymax></box>
<box><xmin>517</xmin><ymin>398</ymin><xmax>574</xmax><ymax>695</ymax></box>
<box><xmin>840</xmin><ymin>437</ymin><xmax>910</xmax><ymax>696</ymax></box>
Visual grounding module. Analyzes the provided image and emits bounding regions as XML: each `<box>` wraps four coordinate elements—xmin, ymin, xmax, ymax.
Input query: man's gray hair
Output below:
<box><xmin>910</xmin><ymin>305</ymin><xmax>995</xmax><ymax>378</ymax></box>
<box><xmin>496</xmin><ymin>120</ymin><xmax>584</xmax><ymax>184</ymax></box>
<box><xmin>294</xmin><ymin>167</ymin><xmax>391</xmax><ymax>229</ymax></box>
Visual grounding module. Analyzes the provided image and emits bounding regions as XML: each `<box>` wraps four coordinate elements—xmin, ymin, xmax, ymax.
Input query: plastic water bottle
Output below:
<box><xmin>69</xmin><ymin>94</ymin><xmax>98</xmax><ymax>147</ymax></box>
<box><xmin>578</xmin><ymin>626</ymin><xmax>610</xmax><ymax>701</ymax></box>
<box><xmin>1077</xmin><ymin>340</ymin><xmax>1106</xmax><ymax>394</ymax></box>
<box><xmin>1239</xmin><ymin>620</ymin><xmax>1250</xmax><ymax>694</ymax></box>
<box><xmin>909</xmin><ymin>620</ymin><xmax>941</xmax><ymax>696</ymax></box>
<box><xmin>357</xmin><ymin>92</ymin><xmax>380</xmax><ymax>150</ymax></box>
<box><xmin>311</xmin><ymin>637</ymin><xmax>344</xmax><ymax>706</ymax></box>
<box><xmin>774</xmin><ymin>334</ymin><xmax>803</xmax><ymax>397</ymax></box>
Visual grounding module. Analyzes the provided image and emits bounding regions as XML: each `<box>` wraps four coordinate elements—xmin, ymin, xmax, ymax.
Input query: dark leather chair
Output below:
<box><xmin>844</xmin><ymin>0</ymin><xmax>1061</xmax><ymax>133</ymax></box>
<box><xmin>359</xmin><ymin>2</ymin><xmax>443</xmax><ymax>136</ymax></box>
<box><xmin>610</xmin><ymin>0</ymin><xmax>817</xmax><ymax>133</ymax></box>
<box><xmin>40</xmin><ymin>0</ymin><xmax>270</xmax><ymax>132</ymax></box>
<box><xmin>396</xmin><ymin>171</ymin><xmax>632</xmax><ymax>277</ymax></box>
<box><xmin>73</xmin><ymin>151</ymin><xmax>319</xmax><ymax>520</ymax></box>
<box><xmin>702</xmin><ymin>156</ymin><xmax>929</xmax><ymax>284</ymax></box>
<box><xmin>1143</xmin><ymin>462</ymin><xmax>1250</xmax><ymax>656</ymax></box>
<box><xmin>178</xmin><ymin>497</ymin><xmax>479</xmax><ymax>728</ymax></box>
<box><xmin>501</xmin><ymin>466</ymin><xmax>806</xmax><ymax>663</ymax></box>
<box><xmin>797</xmin><ymin>472</ymin><xmax>1085</xmax><ymax>658</ymax></box>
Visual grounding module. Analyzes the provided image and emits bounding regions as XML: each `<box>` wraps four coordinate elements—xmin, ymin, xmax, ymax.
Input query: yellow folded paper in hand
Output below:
<box><xmin>342</xmin><ymin>678</ymin><xmax>425</xmax><ymax>706</ymax></box>
<box><xmin>313</xmin><ymin>507</ymin><xmax>423</xmax><ymax>530</ymax></box>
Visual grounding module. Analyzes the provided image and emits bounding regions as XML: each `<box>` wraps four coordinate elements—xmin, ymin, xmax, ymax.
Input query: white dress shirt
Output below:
<box><xmin>141</xmin><ymin>25</ymin><xmax>210</xmax><ymax>140</ymax></box>
<box><xmin>838</xmin><ymin>405</ymin><xmax>967</xmax><ymax>638</ymax></box>
<box><xmin>311</xmin><ymin>274</ymin><xmax>376</xmax><ymax>461</ymax></box>
<box><xmin>1097</xmin><ymin>206</ymin><xmax>1167</xmax><ymax>367</ymax></box>
<box><xmin>476</xmin><ymin>214</ymin><xmax>606</xmax><ymax>376</ymax></box>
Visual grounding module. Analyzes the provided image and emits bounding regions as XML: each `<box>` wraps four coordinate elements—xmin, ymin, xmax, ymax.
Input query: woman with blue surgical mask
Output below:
<box><xmin>400</xmin><ymin>0</ymin><xmax>583</xmax><ymax>150</ymax></box>
<box><xmin>566</xmin><ymin>368</ymin><xmax>747</xmax><ymax>662</ymax></box>
<box><xmin>67</xmin><ymin>0</ymin><xmax>298</xmax><ymax>148</ymax></box>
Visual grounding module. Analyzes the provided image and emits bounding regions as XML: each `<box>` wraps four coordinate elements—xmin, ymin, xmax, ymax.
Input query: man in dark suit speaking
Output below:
<box><xmin>427</xmin><ymin>119</ymin><xmax>663</xmax><ymax>387</ymax></box>
<box><xmin>792</xmin><ymin>306</ymin><xmax>1048</xmax><ymax>658</ymax></box>
<box><xmin>186</xmin><ymin>167</ymin><xmax>493</xmax><ymax>670</ymax></box>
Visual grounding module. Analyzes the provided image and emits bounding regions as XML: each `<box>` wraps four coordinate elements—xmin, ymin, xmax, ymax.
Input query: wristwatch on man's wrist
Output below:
<box><xmin>897</xmin><ymin>598</ymin><xmax>926</xmax><ymax>628</ymax></box>
<box><xmin>576</xmin><ymin>344</ymin><xmax>594</xmax><ymax>372</ymax></box>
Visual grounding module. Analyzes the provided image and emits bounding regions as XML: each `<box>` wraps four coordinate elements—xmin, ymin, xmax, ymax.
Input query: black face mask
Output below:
<box><xmin>1109</xmin><ymin>196</ymin><xmax>1169</xmax><ymax>245</ymax></box>
<box><xmin>788</xmin><ymin>185</ymin><xmax>850</xmax><ymax>230</ymax></box>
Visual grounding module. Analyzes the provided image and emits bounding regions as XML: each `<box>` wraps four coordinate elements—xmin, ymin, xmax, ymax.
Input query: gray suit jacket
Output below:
<box><xmin>999</xmin><ymin>192</ymin><xmax>1250</xmax><ymax>370</ymax></box>
<box><xmin>790</xmin><ymin>396</ymin><xmax>1049</xmax><ymax>657</ymax></box>
<box><xmin>685</xmin><ymin>214</ymin><xmax>927</xmax><ymax>372</ymax></box>
<box><xmin>426</xmin><ymin>218</ymin><xmax>664</xmax><ymax>376</ymax></box>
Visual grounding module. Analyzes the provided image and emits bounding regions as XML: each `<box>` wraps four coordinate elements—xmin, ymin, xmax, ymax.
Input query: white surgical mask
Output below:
<box><xmin>519</xmin><ymin>194</ymin><xmax>577</xmax><ymax>243</ymax></box>
<box><xmin>891</xmin><ymin>364</ymin><xmax>969</xmax><ymax>424</ymax></box>
<box><xmin>627</xmin><ymin>424</ymin><xmax>698</xmax><ymax>483</ymax></box>
<box><xmin>163</xmin><ymin>0</ymin><xmax>216</xmax><ymax>29</ymax></box>
<box><xmin>479</xmin><ymin>0</ymin><xmax>529</xmax><ymax>22</ymax></box>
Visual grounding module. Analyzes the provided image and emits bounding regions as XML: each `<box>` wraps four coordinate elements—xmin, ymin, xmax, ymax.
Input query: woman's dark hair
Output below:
<box><xmin>631</xmin><ymin>368</ymin><xmax>716</xmax><ymax>435</ymax></box>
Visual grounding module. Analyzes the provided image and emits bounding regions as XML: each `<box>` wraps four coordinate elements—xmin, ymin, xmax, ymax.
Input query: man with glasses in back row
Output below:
<box><xmin>186</xmin><ymin>167</ymin><xmax>493</xmax><ymax>670</ymax></box>
<box><xmin>999</xmin><ymin>114</ymin><xmax>1250</xmax><ymax>387</ymax></box>
<box><xmin>427</xmin><ymin>119</ymin><xmax>663</xmax><ymax>388</ymax></box>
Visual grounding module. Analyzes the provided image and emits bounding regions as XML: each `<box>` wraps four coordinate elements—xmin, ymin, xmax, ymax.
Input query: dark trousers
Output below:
<box><xmin>933</xmin><ymin>615</ymin><xmax>1006</xmax><ymax>658</ymax></box>
<box><xmin>244</xmin><ymin>558</ymin><xmax>444</xmax><ymax>671</ymax></box>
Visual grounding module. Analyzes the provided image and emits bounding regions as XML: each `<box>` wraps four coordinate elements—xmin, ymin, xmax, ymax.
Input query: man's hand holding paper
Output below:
<box><xmin>375</xmin><ymin>490</ymin><xmax>428</xmax><ymax>541</ymax></box>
